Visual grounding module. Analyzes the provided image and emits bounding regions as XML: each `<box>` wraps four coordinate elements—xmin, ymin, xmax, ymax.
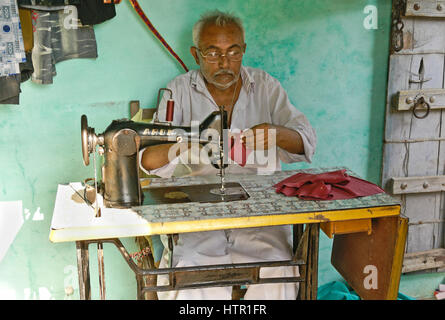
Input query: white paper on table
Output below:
<box><xmin>51</xmin><ymin>183</ymin><xmax>145</xmax><ymax>228</ymax></box>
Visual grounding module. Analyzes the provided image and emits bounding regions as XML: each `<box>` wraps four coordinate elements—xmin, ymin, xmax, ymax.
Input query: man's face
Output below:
<box><xmin>191</xmin><ymin>23</ymin><xmax>246</xmax><ymax>91</ymax></box>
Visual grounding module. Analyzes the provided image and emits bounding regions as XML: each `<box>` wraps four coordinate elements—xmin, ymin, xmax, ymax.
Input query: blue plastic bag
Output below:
<box><xmin>317</xmin><ymin>281</ymin><xmax>414</xmax><ymax>300</ymax></box>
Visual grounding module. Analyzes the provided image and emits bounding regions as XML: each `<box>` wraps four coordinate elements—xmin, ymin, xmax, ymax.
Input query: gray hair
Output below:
<box><xmin>192</xmin><ymin>10</ymin><xmax>245</xmax><ymax>47</ymax></box>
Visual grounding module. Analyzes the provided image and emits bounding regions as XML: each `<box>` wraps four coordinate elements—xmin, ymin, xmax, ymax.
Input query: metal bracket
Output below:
<box><xmin>405</xmin><ymin>0</ymin><xmax>445</xmax><ymax>17</ymax></box>
<box><xmin>390</xmin><ymin>175</ymin><xmax>445</xmax><ymax>194</ymax></box>
<box><xmin>394</xmin><ymin>89</ymin><xmax>445</xmax><ymax>112</ymax></box>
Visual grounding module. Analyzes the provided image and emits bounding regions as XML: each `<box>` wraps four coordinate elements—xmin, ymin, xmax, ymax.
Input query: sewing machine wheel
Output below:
<box><xmin>81</xmin><ymin>115</ymin><xmax>96</xmax><ymax>166</ymax></box>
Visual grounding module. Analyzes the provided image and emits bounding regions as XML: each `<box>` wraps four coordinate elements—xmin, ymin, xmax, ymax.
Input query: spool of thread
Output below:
<box><xmin>166</xmin><ymin>99</ymin><xmax>175</xmax><ymax>122</ymax></box>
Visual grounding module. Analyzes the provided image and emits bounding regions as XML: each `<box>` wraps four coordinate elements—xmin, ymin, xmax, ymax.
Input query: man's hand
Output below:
<box><xmin>241</xmin><ymin>123</ymin><xmax>305</xmax><ymax>154</ymax></box>
<box><xmin>241</xmin><ymin>123</ymin><xmax>276</xmax><ymax>150</ymax></box>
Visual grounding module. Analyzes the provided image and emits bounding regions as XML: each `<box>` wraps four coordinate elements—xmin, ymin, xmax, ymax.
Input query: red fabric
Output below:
<box><xmin>274</xmin><ymin>169</ymin><xmax>384</xmax><ymax>200</ymax></box>
<box><xmin>228</xmin><ymin>134</ymin><xmax>252</xmax><ymax>167</ymax></box>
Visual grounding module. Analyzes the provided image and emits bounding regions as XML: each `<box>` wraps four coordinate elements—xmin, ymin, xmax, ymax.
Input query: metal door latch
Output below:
<box><xmin>412</xmin><ymin>96</ymin><xmax>431</xmax><ymax>119</ymax></box>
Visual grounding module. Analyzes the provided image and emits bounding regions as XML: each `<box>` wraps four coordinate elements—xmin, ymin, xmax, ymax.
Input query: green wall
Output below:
<box><xmin>0</xmin><ymin>0</ymin><xmax>441</xmax><ymax>299</ymax></box>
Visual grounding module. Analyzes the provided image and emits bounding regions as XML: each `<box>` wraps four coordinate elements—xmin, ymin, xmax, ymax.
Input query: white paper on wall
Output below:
<box><xmin>0</xmin><ymin>200</ymin><xmax>23</xmax><ymax>263</ymax></box>
<box><xmin>0</xmin><ymin>0</ymin><xmax>26</xmax><ymax>77</ymax></box>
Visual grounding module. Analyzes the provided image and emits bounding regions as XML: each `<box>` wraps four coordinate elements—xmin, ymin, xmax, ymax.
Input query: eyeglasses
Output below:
<box><xmin>197</xmin><ymin>46</ymin><xmax>244</xmax><ymax>63</ymax></box>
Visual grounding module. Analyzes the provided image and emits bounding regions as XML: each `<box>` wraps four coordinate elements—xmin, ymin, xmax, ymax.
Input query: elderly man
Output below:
<box><xmin>140</xmin><ymin>10</ymin><xmax>316</xmax><ymax>300</ymax></box>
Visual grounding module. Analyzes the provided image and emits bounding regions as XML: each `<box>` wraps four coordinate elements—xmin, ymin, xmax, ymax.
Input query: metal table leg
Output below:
<box><xmin>307</xmin><ymin>223</ymin><xmax>320</xmax><ymax>300</ymax></box>
<box><xmin>76</xmin><ymin>241</ymin><xmax>91</xmax><ymax>300</ymax></box>
<box><xmin>75</xmin><ymin>236</ymin><xmax>309</xmax><ymax>300</ymax></box>
<box><xmin>97</xmin><ymin>242</ymin><xmax>106</xmax><ymax>300</ymax></box>
<box><xmin>76</xmin><ymin>240</ymin><xmax>106</xmax><ymax>300</ymax></box>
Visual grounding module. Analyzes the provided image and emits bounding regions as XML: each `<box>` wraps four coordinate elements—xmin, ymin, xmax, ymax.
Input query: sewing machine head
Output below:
<box><xmin>80</xmin><ymin>108</ymin><xmax>248</xmax><ymax>209</ymax></box>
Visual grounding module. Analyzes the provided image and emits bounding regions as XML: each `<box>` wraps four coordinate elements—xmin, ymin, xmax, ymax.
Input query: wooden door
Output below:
<box><xmin>382</xmin><ymin>0</ymin><xmax>445</xmax><ymax>272</ymax></box>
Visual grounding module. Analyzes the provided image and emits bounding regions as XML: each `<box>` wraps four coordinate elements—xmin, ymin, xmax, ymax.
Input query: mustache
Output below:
<box><xmin>214</xmin><ymin>69</ymin><xmax>235</xmax><ymax>77</ymax></box>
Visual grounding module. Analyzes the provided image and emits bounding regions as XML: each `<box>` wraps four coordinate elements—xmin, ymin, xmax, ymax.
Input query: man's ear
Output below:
<box><xmin>190</xmin><ymin>47</ymin><xmax>200</xmax><ymax>65</ymax></box>
<box><xmin>243</xmin><ymin>43</ymin><xmax>247</xmax><ymax>53</ymax></box>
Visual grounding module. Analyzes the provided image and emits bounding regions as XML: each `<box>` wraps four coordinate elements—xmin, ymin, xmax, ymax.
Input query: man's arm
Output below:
<box><xmin>275</xmin><ymin>124</ymin><xmax>304</xmax><ymax>154</ymax></box>
<box><xmin>141</xmin><ymin>142</ymin><xmax>191</xmax><ymax>171</ymax></box>
<box><xmin>141</xmin><ymin>144</ymin><xmax>175</xmax><ymax>171</ymax></box>
<box><xmin>141</xmin><ymin>142</ymin><xmax>194</xmax><ymax>171</ymax></box>
<box><xmin>266</xmin><ymin>75</ymin><xmax>317</xmax><ymax>163</ymax></box>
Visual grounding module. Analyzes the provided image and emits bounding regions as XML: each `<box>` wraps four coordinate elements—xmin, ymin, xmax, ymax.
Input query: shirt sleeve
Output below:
<box><xmin>268</xmin><ymin>77</ymin><xmax>317</xmax><ymax>164</ymax></box>
<box><xmin>139</xmin><ymin>147</ymin><xmax>180</xmax><ymax>178</ymax></box>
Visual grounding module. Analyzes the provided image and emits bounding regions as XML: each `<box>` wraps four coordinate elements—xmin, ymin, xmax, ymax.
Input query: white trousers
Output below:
<box><xmin>157</xmin><ymin>225</ymin><xmax>299</xmax><ymax>300</ymax></box>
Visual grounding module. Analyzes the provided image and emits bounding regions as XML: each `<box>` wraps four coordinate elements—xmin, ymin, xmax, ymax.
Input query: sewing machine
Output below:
<box><xmin>80</xmin><ymin>99</ymin><xmax>249</xmax><ymax>209</ymax></box>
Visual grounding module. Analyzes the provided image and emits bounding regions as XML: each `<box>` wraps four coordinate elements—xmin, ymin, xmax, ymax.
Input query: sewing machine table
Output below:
<box><xmin>50</xmin><ymin>167</ymin><xmax>406</xmax><ymax>300</ymax></box>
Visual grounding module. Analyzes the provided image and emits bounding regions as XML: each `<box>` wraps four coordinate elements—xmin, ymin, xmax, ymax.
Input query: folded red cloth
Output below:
<box><xmin>274</xmin><ymin>169</ymin><xmax>384</xmax><ymax>200</ymax></box>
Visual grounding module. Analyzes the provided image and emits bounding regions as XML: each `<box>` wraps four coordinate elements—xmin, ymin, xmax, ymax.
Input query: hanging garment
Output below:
<box><xmin>0</xmin><ymin>52</ymin><xmax>32</xmax><ymax>104</ymax></box>
<box><xmin>0</xmin><ymin>74</ymin><xmax>20</xmax><ymax>104</ymax></box>
<box><xmin>30</xmin><ymin>7</ymin><xmax>97</xmax><ymax>84</ymax></box>
<box><xmin>18</xmin><ymin>8</ymin><xmax>33</xmax><ymax>52</ymax></box>
<box><xmin>274</xmin><ymin>169</ymin><xmax>385</xmax><ymax>200</ymax></box>
<box><xmin>0</xmin><ymin>0</ymin><xmax>26</xmax><ymax>77</ymax></box>
<box><xmin>19</xmin><ymin>51</ymin><xmax>33</xmax><ymax>82</ymax></box>
<box><xmin>17</xmin><ymin>0</ymin><xmax>80</xmax><ymax>5</ymax></box>
<box><xmin>75</xmin><ymin>0</ymin><xmax>115</xmax><ymax>26</ymax></box>
<box><xmin>1</xmin><ymin>0</ymin><xmax>26</xmax><ymax>104</ymax></box>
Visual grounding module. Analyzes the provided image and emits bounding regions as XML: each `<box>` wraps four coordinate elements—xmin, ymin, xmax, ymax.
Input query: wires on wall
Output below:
<box><xmin>129</xmin><ymin>0</ymin><xmax>189</xmax><ymax>73</ymax></box>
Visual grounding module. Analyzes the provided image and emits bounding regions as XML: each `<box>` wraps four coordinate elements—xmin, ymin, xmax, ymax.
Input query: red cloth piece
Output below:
<box><xmin>229</xmin><ymin>134</ymin><xmax>252</xmax><ymax>167</ymax></box>
<box><xmin>297</xmin><ymin>181</ymin><xmax>333</xmax><ymax>200</ymax></box>
<box><xmin>332</xmin><ymin>176</ymin><xmax>385</xmax><ymax>198</ymax></box>
<box><xmin>274</xmin><ymin>169</ymin><xmax>384</xmax><ymax>200</ymax></box>
<box><xmin>274</xmin><ymin>170</ymin><xmax>350</xmax><ymax>190</ymax></box>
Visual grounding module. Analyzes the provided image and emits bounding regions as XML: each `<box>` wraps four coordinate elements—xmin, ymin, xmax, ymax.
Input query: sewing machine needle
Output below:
<box><xmin>220</xmin><ymin>167</ymin><xmax>225</xmax><ymax>195</ymax></box>
<box><xmin>219</xmin><ymin>151</ymin><xmax>225</xmax><ymax>195</ymax></box>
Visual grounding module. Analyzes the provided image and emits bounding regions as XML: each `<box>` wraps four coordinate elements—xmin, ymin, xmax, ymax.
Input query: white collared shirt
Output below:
<box><xmin>141</xmin><ymin>66</ymin><xmax>316</xmax><ymax>177</ymax></box>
